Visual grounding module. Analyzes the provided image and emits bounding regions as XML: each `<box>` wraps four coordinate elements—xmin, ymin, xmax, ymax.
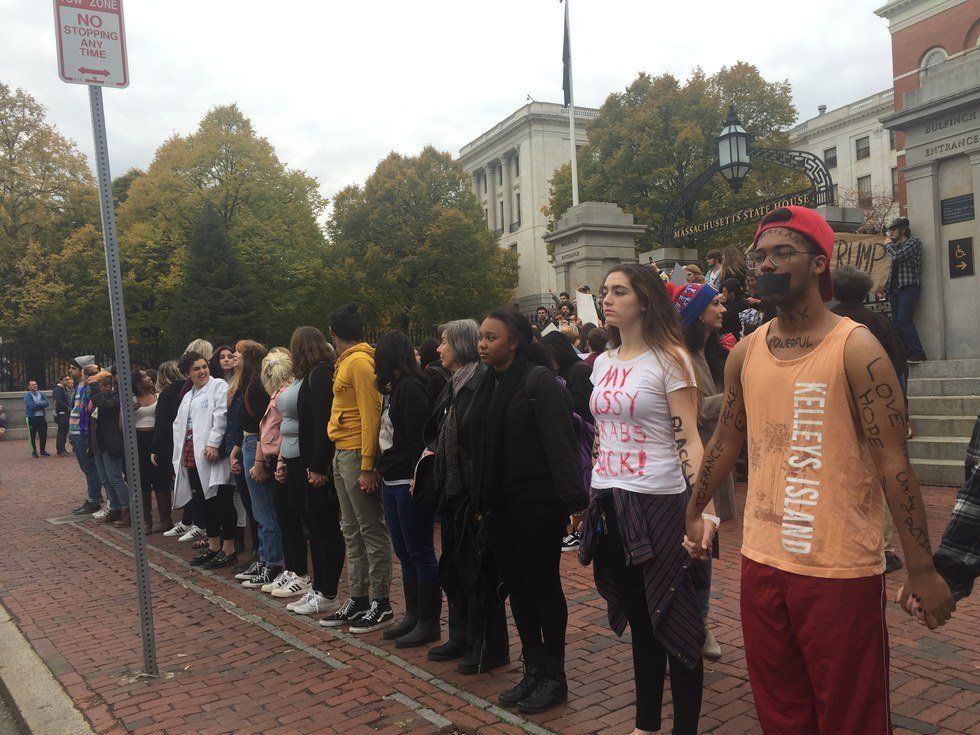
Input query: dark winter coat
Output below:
<box><xmin>377</xmin><ymin>375</ymin><xmax>431</xmax><ymax>483</ymax></box>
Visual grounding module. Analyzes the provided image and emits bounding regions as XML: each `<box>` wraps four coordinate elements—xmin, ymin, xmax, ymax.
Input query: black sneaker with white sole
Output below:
<box><xmin>561</xmin><ymin>532</ymin><xmax>581</xmax><ymax>552</ymax></box>
<box><xmin>235</xmin><ymin>560</ymin><xmax>265</xmax><ymax>581</ymax></box>
<box><xmin>348</xmin><ymin>599</ymin><xmax>394</xmax><ymax>634</ymax></box>
<box><xmin>319</xmin><ymin>596</ymin><xmax>370</xmax><ymax>628</ymax></box>
<box><xmin>242</xmin><ymin>565</ymin><xmax>281</xmax><ymax>589</ymax></box>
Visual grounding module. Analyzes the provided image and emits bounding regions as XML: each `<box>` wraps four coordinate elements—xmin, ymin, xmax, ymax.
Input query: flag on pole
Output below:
<box><xmin>562</xmin><ymin>0</ymin><xmax>571</xmax><ymax>106</ymax></box>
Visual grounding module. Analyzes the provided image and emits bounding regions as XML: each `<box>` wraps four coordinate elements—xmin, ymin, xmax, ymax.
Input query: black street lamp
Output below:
<box><xmin>658</xmin><ymin>106</ymin><xmax>834</xmax><ymax>246</ymax></box>
<box><xmin>717</xmin><ymin>105</ymin><xmax>750</xmax><ymax>192</ymax></box>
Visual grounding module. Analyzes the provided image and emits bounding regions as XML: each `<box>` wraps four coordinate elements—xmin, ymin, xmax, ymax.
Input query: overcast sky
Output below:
<box><xmin>4</xmin><ymin>1</ymin><xmax>894</xmax><ymax>204</ymax></box>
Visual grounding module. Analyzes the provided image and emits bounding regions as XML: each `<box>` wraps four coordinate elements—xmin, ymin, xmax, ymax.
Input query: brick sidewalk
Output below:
<box><xmin>0</xmin><ymin>438</ymin><xmax>977</xmax><ymax>734</ymax></box>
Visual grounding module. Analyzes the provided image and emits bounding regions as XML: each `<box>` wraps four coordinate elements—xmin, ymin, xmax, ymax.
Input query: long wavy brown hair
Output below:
<box><xmin>227</xmin><ymin>340</ymin><xmax>268</xmax><ymax>404</ymax></box>
<box><xmin>289</xmin><ymin>326</ymin><xmax>335</xmax><ymax>378</ymax></box>
<box><xmin>603</xmin><ymin>262</ymin><xmax>693</xmax><ymax>381</ymax></box>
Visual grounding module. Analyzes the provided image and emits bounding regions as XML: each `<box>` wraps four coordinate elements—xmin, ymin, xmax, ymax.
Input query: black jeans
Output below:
<box><xmin>487</xmin><ymin>502</ymin><xmax>567</xmax><ymax>659</ymax></box>
<box><xmin>285</xmin><ymin>457</ymin><xmax>345</xmax><ymax>596</ymax></box>
<box><xmin>188</xmin><ymin>468</ymin><xmax>236</xmax><ymax>543</ymax></box>
<box><xmin>274</xmin><ymin>476</ymin><xmax>307</xmax><ymax>576</ymax></box>
<box><xmin>136</xmin><ymin>430</ymin><xmax>171</xmax><ymax>519</ymax></box>
<box><xmin>55</xmin><ymin>413</ymin><xmax>70</xmax><ymax>454</ymax></box>
<box><xmin>28</xmin><ymin>416</ymin><xmax>47</xmax><ymax>454</ymax></box>
<box><xmin>594</xmin><ymin>499</ymin><xmax>703</xmax><ymax>734</ymax></box>
<box><xmin>233</xmin><ymin>469</ymin><xmax>258</xmax><ymax>549</ymax></box>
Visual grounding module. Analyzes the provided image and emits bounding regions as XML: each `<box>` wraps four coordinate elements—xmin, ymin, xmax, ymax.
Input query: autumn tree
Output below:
<box><xmin>326</xmin><ymin>147</ymin><xmax>518</xmax><ymax>333</ymax></box>
<box><xmin>544</xmin><ymin>63</ymin><xmax>805</xmax><ymax>253</ymax></box>
<box><xmin>0</xmin><ymin>82</ymin><xmax>94</xmax><ymax>254</ymax></box>
<box><xmin>0</xmin><ymin>82</ymin><xmax>100</xmax><ymax>376</ymax></box>
<box><xmin>118</xmin><ymin>104</ymin><xmax>329</xmax><ymax>354</ymax></box>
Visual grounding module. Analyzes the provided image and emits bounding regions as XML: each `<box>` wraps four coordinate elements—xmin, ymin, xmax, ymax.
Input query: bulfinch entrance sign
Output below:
<box><xmin>53</xmin><ymin>0</ymin><xmax>129</xmax><ymax>88</ymax></box>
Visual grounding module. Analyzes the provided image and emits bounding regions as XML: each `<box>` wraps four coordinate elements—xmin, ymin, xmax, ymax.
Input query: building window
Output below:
<box><xmin>889</xmin><ymin>129</ymin><xmax>897</xmax><ymax>151</ymax></box>
<box><xmin>855</xmin><ymin>137</ymin><xmax>870</xmax><ymax>161</ymax></box>
<box><xmin>891</xmin><ymin>167</ymin><xmax>899</xmax><ymax>200</ymax></box>
<box><xmin>824</xmin><ymin>147</ymin><xmax>837</xmax><ymax>169</ymax></box>
<box><xmin>498</xmin><ymin>201</ymin><xmax>504</xmax><ymax>225</ymax></box>
<box><xmin>919</xmin><ymin>47</ymin><xmax>948</xmax><ymax>79</ymax></box>
<box><xmin>857</xmin><ymin>175</ymin><xmax>872</xmax><ymax>206</ymax></box>
<box><xmin>483</xmin><ymin>208</ymin><xmax>488</xmax><ymax>222</ymax></box>
<box><xmin>832</xmin><ymin>184</ymin><xmax>838</xmax><ymax>206</ymax></box>
<box><xmin>515</xmin><ymin>192</ymin><xmax>521</xmax><ymax>223</ymax></box>
<box><xmin>513</xmin><ymin>154</ymin><xmax>520</xmax><ymax>178</ymax></box>
<box><xmin>497</xmin><ymin>165</ymin><xmax>502</xmax><ymax>186</ymax></box>
<box><xmin>483</xmin><ymin>171</ymin><xmax>488</xmax><ymax>192</ymax></box>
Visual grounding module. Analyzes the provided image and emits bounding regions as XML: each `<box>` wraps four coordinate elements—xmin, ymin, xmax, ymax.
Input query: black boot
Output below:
<box><xmin>498</xmin><ymin>647</ymin><xmax>544</xmax><ymax>708</ymax></box>
<box><xmin>384</xmin><ymin>575</ymin><xmax>419</xmax><ymax>640</ymax></box>
<box><xmin>428</xmin><ymin>601</ymin><xmax>469</xmax><ymax>661</ymax></box>
<box><xmin>517</xmin><ymin>655</ymin><xmax>567</xmax><ymax>714</ymax></box>
<box><xmin>396</xmin><ymin>581</ymin><xmax>442</xmax><ymax>648</ymax></box>
<box><xmin>234</xmin><ymin>526</ymin><xmax>246</xmax><ymax>556</ymax></box>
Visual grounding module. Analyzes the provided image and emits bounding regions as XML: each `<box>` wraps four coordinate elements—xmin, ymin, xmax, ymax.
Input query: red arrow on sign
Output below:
<box><xmin>79</xmin><ymin>68</ymin><xmax>110</xmax><ymax>77</ymax></box>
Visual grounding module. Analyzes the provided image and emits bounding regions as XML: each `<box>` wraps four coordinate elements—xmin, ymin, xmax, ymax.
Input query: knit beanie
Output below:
<box><xmin>672</xmin><ymin>283</ymin><xmax>719</xmax><ymax>327</ymax></box>
<box><xmin>71</xmin><ymin>355</ymin><xmax>96</xmax><ymax>368</ymax></box>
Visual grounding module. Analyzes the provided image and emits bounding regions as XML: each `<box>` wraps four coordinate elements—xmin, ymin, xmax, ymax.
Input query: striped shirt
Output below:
<box><xmin>69</xmin><ymin>383</ymin><xmax>91</xmax><ymax>435</ymax></box>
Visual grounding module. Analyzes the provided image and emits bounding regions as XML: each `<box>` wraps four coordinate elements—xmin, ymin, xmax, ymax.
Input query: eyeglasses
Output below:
<box><xmin>745</xmin><ymin>248</ymin><xmax>814</xmax><ymax>271</ymax></box>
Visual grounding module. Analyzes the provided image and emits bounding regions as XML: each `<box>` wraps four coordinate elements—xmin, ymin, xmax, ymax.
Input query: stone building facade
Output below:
<box><xmin>458</xmin><ymin>102</ymin><xmax>596</xmax><ymax>310</ymax></box>
<box><xmin>789</xmin><ymin>91</ymin><xmax>901</xmax><ymax>216</ymax></box>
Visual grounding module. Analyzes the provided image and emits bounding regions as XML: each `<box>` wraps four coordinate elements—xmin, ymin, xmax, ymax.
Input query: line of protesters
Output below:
<box><xmin>59</xmin><ymin>204</ymin><xmax>976</xmax><ymax>734</ymax></box>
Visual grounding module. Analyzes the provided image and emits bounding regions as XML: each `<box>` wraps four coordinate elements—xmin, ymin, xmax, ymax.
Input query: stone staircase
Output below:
<box><xmin>907</xmin><ymin>359</ymin><xmax>980</xmax><ymax>487</ymax></box>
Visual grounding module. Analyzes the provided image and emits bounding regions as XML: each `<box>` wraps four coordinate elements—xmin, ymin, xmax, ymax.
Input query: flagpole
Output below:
<box><xmin>565</xmin><ymin>0</ymin><xmax>580</xmax><ymax>206</ymax></box>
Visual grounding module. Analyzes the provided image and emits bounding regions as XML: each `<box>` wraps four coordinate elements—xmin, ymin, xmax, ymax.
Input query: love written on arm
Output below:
<box><xmin>842</xmin><ymin>327</ymin><xmax>954</xmax><ymax>629</ymax></box>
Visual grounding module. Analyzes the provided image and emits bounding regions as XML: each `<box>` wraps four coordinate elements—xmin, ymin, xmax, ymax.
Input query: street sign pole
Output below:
<box><xmin>87</xmin><ymin>84</ymin><xmax>158</xmax><ymax>677</ymax></box>
<box><xmin>55</xmin><ymin>0</ymin><xmax>156</xmax><ymax>676</ymax></box>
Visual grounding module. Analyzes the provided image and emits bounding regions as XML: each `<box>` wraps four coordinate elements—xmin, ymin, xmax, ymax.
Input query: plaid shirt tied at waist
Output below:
<box><xmin>578</xmin><ymin>486</ymin><xmax>708</xmax><ymax>670</ymax></box>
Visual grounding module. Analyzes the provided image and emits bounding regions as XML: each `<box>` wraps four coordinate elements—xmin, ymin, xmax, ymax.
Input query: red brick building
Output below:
<box><xmin>876</xmin><ymin>0</ymin><xmax>980</xmax><ymax>212</ymax></box>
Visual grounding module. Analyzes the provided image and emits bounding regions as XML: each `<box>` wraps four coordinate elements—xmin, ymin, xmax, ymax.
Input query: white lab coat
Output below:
<box><xmin>171</xmin><ymin>377</ymin><xmax>232</xmax><ymax>508</ymax></box>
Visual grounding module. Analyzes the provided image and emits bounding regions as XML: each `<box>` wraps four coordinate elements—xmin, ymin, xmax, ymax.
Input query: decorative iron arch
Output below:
<box><xmin>659</xmin><ymin>145</ymin><xmax>835</xmax><ymax>246</ymax></box>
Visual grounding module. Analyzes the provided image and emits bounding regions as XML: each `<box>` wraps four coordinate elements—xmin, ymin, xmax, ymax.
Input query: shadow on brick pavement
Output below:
<box><xmin>0</xmin><ymin>438</ymin><xmax>977</xmax><ymax>734</ymax></box>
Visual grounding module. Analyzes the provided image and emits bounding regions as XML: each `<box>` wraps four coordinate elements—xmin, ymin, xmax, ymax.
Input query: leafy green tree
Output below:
<box><xmin>326</xmin><ymin>147</ymin><xmax>518</xmax><ymax>333</ymax></box>
<box><xmin>0</xmin><ymin>82</ymin><xmax>100</xmax><ymax>371</ymax></box>
<box><xmin>0</xmin><ymin>82</ymin><xmax>94</xmax><ymax>253</ymax></box>
<box><xmin>544</xmin><ymin>63</ymin><xmax>806</xmax><ymax>253</ymax></box>
<box><xmin>169</xmin><ymin>205</ymin><xmax>262</xmax><ymax>347</ymax></box>
<box><xmin>112</xmin><ymin>167</ymin><xmax>143</xmax><ymax>207</ymax></box>
<box><xmin>118</xmin><ymin>104</ymin><xmax>329</xmax><ymax>353</ymax></box>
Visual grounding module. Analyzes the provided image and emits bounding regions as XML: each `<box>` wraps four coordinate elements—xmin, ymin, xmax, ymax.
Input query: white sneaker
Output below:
<box><xmin>288</xmin><ymin>591</ymin><xmax>338</xmax><ymax>616</ymax></box>
<box><xmin>163</xmin><ymin>522</ymin><xmax>189</xmax><ymax>538</ymax></box>
<box><xmin>261</xmin><ymin>570</ymin><xmax>293</xmax><ymax>594</ymax></box>
<box><xmin>271</xmin><ymin>574</ymin><xmax>312</xmax><ymax>598</ymax></box>
<box><xmin>177</xmin><ymin>525</ymin><xmax>206</xmax><ymax>542</ymax></box>
<box><xmin>93</xmin><ymin>506</ymin><xmax>109</xmax><ymax>520</ymax></box>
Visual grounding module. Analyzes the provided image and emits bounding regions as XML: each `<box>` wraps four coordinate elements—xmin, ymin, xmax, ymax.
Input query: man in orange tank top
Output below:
<box><xmin>682</xmin><ymin>206</ymin><xmax>954</xmax><ymax>735</ymax></box>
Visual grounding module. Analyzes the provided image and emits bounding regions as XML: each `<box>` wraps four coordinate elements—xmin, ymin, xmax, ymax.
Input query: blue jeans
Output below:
<box><xmin>889</xmin><ymin>285</ymin><xmax>925</xmax><ymax>357</ymax></box>
<box><xmin>71</xmin><ymin>433</ymin><xmax>103</xmax><ymax>504</ymax></box>
<box><xmin>382</xmin><ymin>482</ymin><xmax>438</xmax><ymax>584</ymax></box>
<box><xmin>698</xmin><ymin>555</ymin><xmax>713</xmax><ymax>620</ymax></box>
<box><xmin>95</xmin><ymin>453</ymin><xmax>130</xmax><ymax>511</ymax></box>
<box><xmin>241</xmin><ymin>435</ymin><xmax>283</xmax><ymax>567</ymax></box>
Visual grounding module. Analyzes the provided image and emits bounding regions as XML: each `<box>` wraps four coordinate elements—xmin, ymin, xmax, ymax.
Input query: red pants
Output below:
<box><xmin>740</xmin><ymin>556</ymin><xmax>892</xmax><ymax>735</ymax></box>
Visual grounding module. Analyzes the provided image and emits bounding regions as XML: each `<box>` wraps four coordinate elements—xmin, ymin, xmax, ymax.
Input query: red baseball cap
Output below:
<box><xmin>752</xmin><ymin>206</ymin><xmax>835</xmax><ymax>302</ymax></box>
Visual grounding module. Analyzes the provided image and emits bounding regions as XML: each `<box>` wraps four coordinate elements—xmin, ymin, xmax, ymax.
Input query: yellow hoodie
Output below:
<box><xmin>327</xmin><ymin>342</ymin><xmax>382</xmax><ymax>471</ymax></box>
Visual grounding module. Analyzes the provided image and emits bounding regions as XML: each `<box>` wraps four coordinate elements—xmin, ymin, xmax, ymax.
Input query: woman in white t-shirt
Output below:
<box><xmin>580</xmin><ymin>263</ymin><xmax>715</xmax><ymax>735</ymax></box>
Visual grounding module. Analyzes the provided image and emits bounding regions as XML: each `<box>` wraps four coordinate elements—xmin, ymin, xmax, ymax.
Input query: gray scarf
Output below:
<box><xmin>434</xmin><ymin>361</ymin><xmax>479</xmax><ymax>507</ymax></box>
